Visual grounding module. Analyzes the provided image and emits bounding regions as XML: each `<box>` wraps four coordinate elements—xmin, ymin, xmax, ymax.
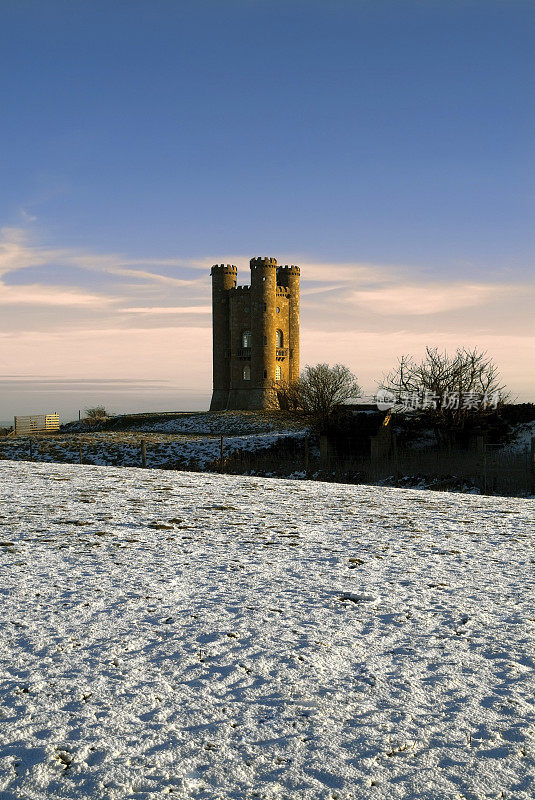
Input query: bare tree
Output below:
<box><xmin>299</xmin><ymin>363</ymin><xmax>361</xmax><ymax>424</ymax></box>
<box><xmin>84</xmin><ymin>406</ymin><xmax>109</xmax><ymax>423</ymax></box>
<box><xmin>380</xmin><ymin>347</ymin><xmax>508</xmax><ymax>432</ymax></box>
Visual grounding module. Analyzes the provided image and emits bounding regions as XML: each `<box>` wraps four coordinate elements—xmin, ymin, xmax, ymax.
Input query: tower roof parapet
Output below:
<box><xmin>211</xmin><ymin>263</ymin><xmax>238</xmax><ymax>275</ymax></box>
<box><xmin>277</xmin><ymin>264</ymin><xmax>300</xmax><ymax>276</ymax></box>
<box><xmin>250</xmin><ymin>256</ymin><xmax>278</xmax><ymax>269</ymax></box>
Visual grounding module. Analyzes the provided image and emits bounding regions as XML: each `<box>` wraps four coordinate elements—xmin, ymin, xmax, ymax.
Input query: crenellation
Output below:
<box><xmin>211</xmin><ymin>263</ymin><xmax>237</xmax><ymax>276</ymax></box>
<box><xmin>250</xmin><ymin>256</ymin><xmax>278</xmax><ymax>270</ymax></box>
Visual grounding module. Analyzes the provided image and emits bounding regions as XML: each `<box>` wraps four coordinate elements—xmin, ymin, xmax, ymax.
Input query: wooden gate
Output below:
<box><xmin>14</xmin><ymin>413</ymin><xmax>60</xmax><ymax>435</ymax></box>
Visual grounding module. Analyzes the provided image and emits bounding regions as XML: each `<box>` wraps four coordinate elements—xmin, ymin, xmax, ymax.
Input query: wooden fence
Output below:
<box><xmin>14</xmin><ymin>413</ymin><xmax>60</xmax><ymax>436</ymax></box>
<box><xmin>319</xmin><ymin>438</ymin><xmax>534</xmax><ymax>496</ymax></box>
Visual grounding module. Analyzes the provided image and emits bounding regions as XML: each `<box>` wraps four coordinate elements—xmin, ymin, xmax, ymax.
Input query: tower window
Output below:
<box><xmin>243</xmin><ymin>365</ymin><xmax>251</xmax><ymax>381</ymax></box>
<box><xmin>263</xmin><ymin>303</ymin><xmax>267</xmax><ymax>311</ymax></box>
<box><xmin>242</xmin><ymin>330</ymin><xmax>252</xmax><ymax>348</ymax></box>
<box><xmin>275</xmin><ymin>365</ymin><xmax>281</xmax><ymax>381</ymax></box>
<box><xmin>263</xmin><ymin>335</ymin><xmax>267</xmax><ymax>346</ymax></box>
<box><xmin>275</xmin><ymin>329</ymin><xmax>283</xmax><ymax>347</ymax></box>
<box><xmin>263</xmin><ymin>370</ymin><xmax>267</xmax><ymax>378</ymax></box>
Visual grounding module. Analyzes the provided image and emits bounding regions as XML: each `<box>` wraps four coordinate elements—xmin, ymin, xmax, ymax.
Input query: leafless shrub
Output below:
<box><xmin>84</xmin><ymin>406</ymin><xmax>109</xmax><ymax>424</ymax></box>
<box><xmin>299</xmin><ymin>363</ymin><xmax>361</xmax><ymax>426</ymax></box>
<box><xmin>380</xmin><ymin>346</ymin><xmax>508</xmax><ymax>434</ymax></box>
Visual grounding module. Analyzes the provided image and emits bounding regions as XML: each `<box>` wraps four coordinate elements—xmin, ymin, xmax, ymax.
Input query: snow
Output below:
<box><xmin>0</xmin><ymin>431</ymin><xmax>305</xmax><ymax>471</ymax></box>
<box><xmin>0</xmin><ymin>413</ymin><xmax>308</xmax><ymax>471</ymax></box>
<box><xmin>503</xmin><ymin>421</ymin><xmax>535</xmax><ymax>454</ymax></box>
<box><xmin>0</xmin><ymin>461</ymin><xmax>534</xmax><ymax>800</ymax></box>
<box><xmin>64</xmin><ymin>412</ymin><xmax>303</xmax><ymax>437</ymax></box>
<box><xmin>131</xmin><ymin>413</ymin><xmax>282</xmax><ymax>436</ymax></box>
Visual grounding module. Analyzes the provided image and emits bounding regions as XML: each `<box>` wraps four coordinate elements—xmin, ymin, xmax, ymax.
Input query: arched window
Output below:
<box><xmin>275</xmin><ymin>329</ymin><xmax>283</xmax><ymax>347</ymax></box>
<box><xmin>242</xmin><ymin>331</ymin><xmax>252</xmax><ymax>348</ymax></box>
<box><xmin>243</xmin><ymin>365</ymin><xmax>251</xmax><ymax>381</ymax></box>
<box><xmin>275</xmin><ymin>365</ymin><xmax>281</xmax><ymax>381</ymax></box>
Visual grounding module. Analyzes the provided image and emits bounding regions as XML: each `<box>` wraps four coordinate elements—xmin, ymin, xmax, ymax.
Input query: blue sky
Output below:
<box><xmin>1</xmin><ymin>0</ymin><xmax>534</xmax><ymax>419</ymax></box>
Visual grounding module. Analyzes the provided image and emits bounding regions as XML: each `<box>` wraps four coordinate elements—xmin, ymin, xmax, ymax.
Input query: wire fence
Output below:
<box><xmin>1</xmin><ymin>432</ymin><xmax>532</xmax><ymax>497</ymax></box>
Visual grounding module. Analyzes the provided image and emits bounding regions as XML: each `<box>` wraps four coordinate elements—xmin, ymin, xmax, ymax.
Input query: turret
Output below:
<box><xmin>210</xmin><ymin>264</ymin><xmax>237</xmax><ymax>411</ymax></box>
<box><xmin>277</xmin><ymin>265</ymin><xmax>300</xmax><ymax>383</ymax></box>
<box><xmin>250</xmin><ymin>257</ymin><xmax>278</xmax><ymax>396</ymax></box>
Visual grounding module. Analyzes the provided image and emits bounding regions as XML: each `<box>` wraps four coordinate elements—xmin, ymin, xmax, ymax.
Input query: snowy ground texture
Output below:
<box><xmin>130</xmin><ymin>413</ymin><xmax>285</xmax><ymax>436</ymax></box>
<box><xmin>0</xmin><ymin>413</ymin><xmax>308</xmax><ymax>472</ymax></box>
<box><xmin>503</xmin><ymin>421</ymin><xmax>535</xmax><ymax>454</ymax></box>
<box><xmin>0</xmin><ymin>431</ymin><xmax>304</xmax><ymax>471</ymax></box>
<box><xmin>0</xmin><ymin>462</ymin><xmax>534</xmax><ymax>800</ymax></box>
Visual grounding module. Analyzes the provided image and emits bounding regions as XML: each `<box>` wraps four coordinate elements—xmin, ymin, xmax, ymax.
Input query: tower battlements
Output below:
<box><xmin>277</xmin><ymin>264</ymin><xmax>300</xmax><ymax>276</ymax></box>
<box><xmin>210</xmin><ymin>256</ymin><xmax>300</xmax><ymax>411</ymax></box>
<box><xmin>250</xmin><ymin>256</ymin><xmax>278</xmax><ymax>270</ymax></box>
<box><xmin>210</xmin><ymin>263</ymin><xmax>237</xmax><ymax>276</ymax></box>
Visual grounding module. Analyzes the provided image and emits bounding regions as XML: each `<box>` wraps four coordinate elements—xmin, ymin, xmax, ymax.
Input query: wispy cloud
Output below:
<box><xmin>106</xmin><ymin>268</ymin><xmax>201</xmax><ymax>287</ymax></box>
<box><xmin>300</xmin><ymin>284</ymin><xmax>346</xmax><ymax>297</ymax></box>
<box><xmin>121</xmin><ymin>305</ymin><xmax>211</xmax><ymax>314</ymax></box>
<box><xmin>1</xmin><ymin>226</ymin><xmax>533</xmax><ymax>404</ymax></box>
<box><xmin>348</xmin><ymin>282</ymin><xmax>521</xmax><ymax>315</ymax></box>
<box><xmin>299</xmin><ymin>260</ymin><xmax>396</xmax><ymax>284</ymax></box>
<box><xmin>0</xmin><ymin>227</ymin><xmax>203</xmax><ymax>289</ymax></box>
<box><xmin>0</xmin><ymin>227</ymin><xmax>39</xmax><ymax>277</ymax></box>
<box><xmin>0</xmin><ymin>284</ymin><xmax>112</xmax><ymax>307</ymax></box>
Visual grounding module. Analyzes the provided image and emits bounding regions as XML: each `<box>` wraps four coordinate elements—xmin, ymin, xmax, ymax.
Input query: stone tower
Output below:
<box><xmin>210</xmin><ymin>257</ymin><xmax>300</xmax><ymax>411</ymax></box>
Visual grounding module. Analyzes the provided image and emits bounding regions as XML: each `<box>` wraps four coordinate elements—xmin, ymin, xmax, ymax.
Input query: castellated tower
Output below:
<box><xmin>210</xmin><ymin>257</ymin><xmax>300</xmax><ymax>411</ymax></box>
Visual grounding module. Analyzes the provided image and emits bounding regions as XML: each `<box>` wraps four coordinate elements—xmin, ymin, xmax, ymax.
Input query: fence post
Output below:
<box><xmin>219</xmin><ymin>436</ymin><xmax>224</xmax><ymax>473</ymax></box>
<box><xmin>304</xmin><ymin>439</ymin><xmax>309</xmax><ymax>473</ymax></box>
<box><xmin>531</xmin><ymin>437</ymin><xmax>535</xmax><ymax>495</ymax></box>
<box><xmin>29</xmin><ymin>438</ymin><xmax>33</xmax><ymax>461</ymax></box>
<box><xmin>141</xmin><ymin>440</ymin><xmax>147</xmax><ymax>468</ymax></box>
<box><xmin>319</xmin><ymin>435</ymin><xmax>334</xmax><ymax>470</ymax></box>
<box><xmin>79</xmin><ymin>444</ymin><xmax>83</xmax><ymax>465</ymax></box>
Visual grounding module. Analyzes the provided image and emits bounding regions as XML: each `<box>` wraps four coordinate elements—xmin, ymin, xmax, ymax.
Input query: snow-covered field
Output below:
<box><xmin>0</xmin><ymin>431</ymin><xmax>304</xmax><ymax>471</ymax></box>
<box><xmin>130</xmin><ymin>413</ymin><xmax>287</xmax><ymax>436</ymax></box>
<box><xmin>62</xmin><ymin>412</ymin><xmax>304</xmax><ymax>437</ymax></box>
<box><xmin>0</xmin><ymin>461</ymin><xmax>534</xmax><ymax>800</ymax></box>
